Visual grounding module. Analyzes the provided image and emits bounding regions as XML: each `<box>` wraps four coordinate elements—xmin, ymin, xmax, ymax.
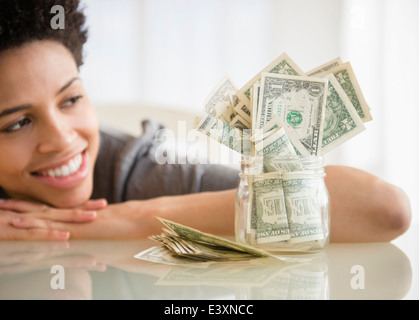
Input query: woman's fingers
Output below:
<box><xmin>0</xmin><ymin>198</ymin><xmax>48</xmax><ymax>213</ymax></box>
<box><xmin>0</xmin><ymin>202</ymin><xmax>97</xmax><ymax>223</ymax></box>
<box><xmin>31</xmin><ymin>208</ymin><xmax>98</xmax><ymax>223</ymax></box>
<box><xmin>80</xmin><ymin>199</ymin><xmax>108</xmax><ymax>211</ymax></box>
<box><xmin>0</xmin><ymin>198</ymin><xmax>103</xmax><ymax>223</ymax></box>
<box><xmin>10</xmin><ymin>217</ymin><xmax>70</xmax><ymax>240</ymax></box>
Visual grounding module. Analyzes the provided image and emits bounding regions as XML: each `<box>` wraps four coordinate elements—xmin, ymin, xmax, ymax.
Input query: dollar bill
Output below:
<box><xmin>256</xmin><ymin>73</ymin><xmax>328</xmax><ymax>156</ymax></box>
<box><xmin>254</xmin><ymin>126</ymin><xmax>300</xmax><ymax>173</ymax></box>
<box><xmin>306</xmin><ymin>57</ymin><xmax>342</xmax><ymax>77</ymax></box>
<box><xmin>234</xmin><ymin>102</ymin><xmax>252</xmax><ymax>124</ymax></box>
<box><xmin>251</xmin><ymin>81</ymin><xmax>261</xmax><ymax>136</ymax></box>
<box><xmin>239</xmin><ymin>53</ymin><xmax>304</xmax><ymax>104</ymax></box>
<box><xmin>257</xmin><ymin>116</ymin><xmax>309</xmax><ymax>156</ymax></box>
<box><xmin>194</xmin><ymin>113</ymin><xmax>249</xmax><ymax>154</ymax></box>
<box><xmin>255</xmin><ymin>127</ymin><xmax>296</xmax><ymax>159</ymax></box>
<box><xmin>327</xmin><ymin>62</ymin><xmax>372</xmax><ymax>122</ymax></box>
<box><xmin>157</xmin><ymin>217</ymin><xmax>274</xmax><ymax>258</ymax></box>
<box><xmin>204</xmin><ymin>75</ymin><xmax>237</xmax><ymax>124</ymax></box>
<box><xmin>252</xmin><ymin>173</ymin><xmax>290</xmax><ymax>244</ymax></box>
<box><xmin>282</xmin><ymin>172</ymin><xmax>326</xmax><ymax>243</ymax></box>
<box><xmin>230</xmin><ymin>113</ymin><xmax>251</xmax><ymax>130</ymax></box>
<box><xmin>321</xmin><ymin>74</ymin><xmax>365</xmax><ymax>154</ymax></box>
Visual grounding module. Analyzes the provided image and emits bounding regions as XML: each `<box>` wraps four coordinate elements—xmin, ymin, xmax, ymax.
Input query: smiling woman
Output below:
<box><xmin>0</xmin><ymin>40</ymin><xmax>99</xmax><ymax>208</ymax></box>
<box><xmin>0</xmin><ymin>0</ymin><xmax>412</xmax><ymax>242</ymax></box>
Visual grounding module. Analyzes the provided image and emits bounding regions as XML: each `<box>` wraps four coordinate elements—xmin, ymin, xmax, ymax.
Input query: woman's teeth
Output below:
<box><xmin>38</xmin><ymin>154</ymin><xmax>83</xmax><ymax>178</ymax></box>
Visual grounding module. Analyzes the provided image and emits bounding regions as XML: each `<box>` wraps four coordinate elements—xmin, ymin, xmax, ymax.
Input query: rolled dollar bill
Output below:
<box><xmin>282</xmin><ymin>172</ymin><xmax>326</xmax><ymax>243</ymax></box>
<box><xmin>252</xmin><ymin>173</ymin><xmax>290</xmax><ymax>244</ymax></box>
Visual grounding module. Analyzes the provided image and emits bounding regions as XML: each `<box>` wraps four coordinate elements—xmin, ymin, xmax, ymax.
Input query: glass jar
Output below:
<box><xmin>235</xmin><ymin>156</ymin><xmax>330</xmax><ymax>253</ymax></box>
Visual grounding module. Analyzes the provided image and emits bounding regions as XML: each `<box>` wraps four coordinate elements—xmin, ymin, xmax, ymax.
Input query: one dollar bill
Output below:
<box><xmin>256</xmin><ymin>73</ymin><xmax>328</xmax><ymax>156</ymax></box>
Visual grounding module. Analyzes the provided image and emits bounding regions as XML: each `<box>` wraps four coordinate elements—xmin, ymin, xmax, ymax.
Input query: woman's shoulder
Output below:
<box><xmin>98</xmin><ymin>120</ymin><xmax>164</xmax><ymax>155</ymax></box>
<box><xmin>93</xmin><ymin>120</ymin><xmax>166</xmax><ymax>202</ymax></box>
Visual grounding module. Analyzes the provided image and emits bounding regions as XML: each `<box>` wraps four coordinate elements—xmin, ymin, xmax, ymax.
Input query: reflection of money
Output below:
<box><xmin>204</xmin><ymin>76</ymin><xmax>237</xmax><ymax>124</ymax></box>
<box><xmin>321</xmin><ymin>74</ymin><xmax>365</xmax><ymax>154</ymax></box>
<box><xmin>256</xmin><ymin>73</ymin><xmax>328</xmax><ymax>156</ymax></box>
<box><xmin>282</xmin><ymin>172</ymin><xmax>326</xmax><ymax>243</ymax></box>
<box><xmin>155</xmin><ymin>258</ymin><xmax>292</xmax><ymax>287</ymax></box>
<box><xmin>327</xmin><ymin>62</ymin><xmax>372</xmax><ymax>122</ymax></box>
<box><xmin>253</xmin><ymin>174</ymin><xmax>290</xmax><ymax>244</ymax></box>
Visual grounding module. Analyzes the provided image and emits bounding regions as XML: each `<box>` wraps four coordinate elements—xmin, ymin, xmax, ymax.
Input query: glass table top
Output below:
<box><xmin>0</xmin><ymin>226</ymin><xmax>417</xmax><ymax>300</ymax></box>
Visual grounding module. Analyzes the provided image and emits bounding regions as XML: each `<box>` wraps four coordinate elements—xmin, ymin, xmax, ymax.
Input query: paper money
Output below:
<box><xmin>157</xmin><ymin>218</ymin><xmax>271</xmax><ymax>256</ymax></box>
<box><xmin>327</xmin><ymin>62</ymin><xmax>372</xmax><ymax>122</ymax></box>
<box><xmin>230</xmin><ymin>113</ymin><xmax>251</xmax><ymax>130</ymax></box>
<box><xmin>256</xmin><ymin>73</ymin><xmax>328</xmax><ymax>156</ymax></box>
<box><xmin>194</xmin><ymin>113</ymin><xmax>249</xmax><ymax>154</ymax></box>
<box><xmin>282</xmin><ymin>172</ymin><xmax>326</xmax><ymax>243</ymax></box>
<box><xmin>204</xmin><ymin>75</ymin><xmax>237</xmax><ymax>124</ymax></box>
<box><xmin>321</xmin><ymin>74</ymin><xmax>365</xmax><ymax>154</ymax></box>
<box><xmin>195</xmin><ymin>53</ymin><xmax>371</xmax><ymax>158</ymax></box>
<box><xmin>189</xmin><ymin>53</ymin><xmax>371</xmax><ymax>251</ymax></box>
<box><xmin>252</xmin><ymin>173</ymin><xmax>290</xmax><ymax>244</ymax></box>
<box><xmin>306</xmin><ymin>57</ymin><xmax>342</xmax><ymax>77</ymax></box>
<box><xmin>238</xmin><ymin>53</ymin><xmax>304</xmax><ymax>104</ymax></box>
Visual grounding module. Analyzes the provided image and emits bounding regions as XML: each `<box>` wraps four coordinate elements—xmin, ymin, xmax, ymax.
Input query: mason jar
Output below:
<box><xmin>235</xmin><ymin>156</ymin><xmax>330</xmax><ymax>253</ymax></box>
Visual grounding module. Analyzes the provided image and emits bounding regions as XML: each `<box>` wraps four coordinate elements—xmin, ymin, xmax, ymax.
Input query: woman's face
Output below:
<box><xmin>0</xmin><ymin>40</ymin><xmax>99</xmax><ymax>208</ymax></box>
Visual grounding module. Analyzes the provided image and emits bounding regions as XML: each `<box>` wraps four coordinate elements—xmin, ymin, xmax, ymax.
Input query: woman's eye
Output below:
<box><xmin>62</xmin><ymin>95</ymin><xmax>83</xmax><ymax>108</ymax></box>
<box><xmin>3</xmin><ymin>118</ymin><xmax>32</xmax><ymax>133</ymax></box>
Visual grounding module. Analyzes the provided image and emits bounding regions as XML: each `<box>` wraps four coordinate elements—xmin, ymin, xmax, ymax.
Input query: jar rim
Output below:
<box><xmin>240</xmin><ymin>155</ymin><xmax>324</xmax><ymax>162</ymax></box>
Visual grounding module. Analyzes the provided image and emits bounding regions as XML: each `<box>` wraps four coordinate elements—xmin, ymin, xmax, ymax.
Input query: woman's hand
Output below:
<box><xmin>0</xmin><ymin>198</ymin><xmax>107</xmax><ymax>241</ymax></box>
<box><xmin>4</xmin><ymin>190</ymin><xmax>236</xmax><ymax>240</ymax></box>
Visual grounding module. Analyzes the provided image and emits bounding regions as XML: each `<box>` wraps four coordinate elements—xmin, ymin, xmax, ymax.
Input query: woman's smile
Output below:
<box><xmin>30</xmin><ymin>150</ymin><xmax>90</xmax><ymax>189</ymax></box>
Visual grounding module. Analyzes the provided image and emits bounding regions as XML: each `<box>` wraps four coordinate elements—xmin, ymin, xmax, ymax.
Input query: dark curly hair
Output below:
<box><xmin>0</xmin><ymin>0</ymin><xmax>88</xmax><ymax>68</ymax></box>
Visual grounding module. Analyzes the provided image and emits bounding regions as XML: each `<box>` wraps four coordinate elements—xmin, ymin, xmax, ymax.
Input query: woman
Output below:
<box><xmin>0</xmin><ymin>0</ymin><xmax>411</xmax><ymax>241</ymax></box>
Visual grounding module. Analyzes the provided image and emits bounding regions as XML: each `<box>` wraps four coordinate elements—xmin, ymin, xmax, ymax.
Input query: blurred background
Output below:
<box><xmin>79</xmin><ymin>0</ymin><xmax>419</xmax><ymax>225</ymax></box>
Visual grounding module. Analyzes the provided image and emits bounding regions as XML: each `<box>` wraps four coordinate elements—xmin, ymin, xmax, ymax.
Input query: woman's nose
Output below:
<box><xmin>37</xmin><ymin>115</ymin><xmax>77</xmax><ymax>154</ymax></box>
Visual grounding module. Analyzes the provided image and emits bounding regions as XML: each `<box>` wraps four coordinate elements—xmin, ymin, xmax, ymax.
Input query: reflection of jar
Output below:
<box><xmin>235</xmin><ymin>156</ymin><xmax>330</xmax><ymax>253</ymax></box>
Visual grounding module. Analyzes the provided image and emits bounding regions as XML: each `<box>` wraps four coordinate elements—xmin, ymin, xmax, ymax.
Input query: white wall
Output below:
<box><xmin>81</xmin><ymin>0</ymin><xmax>342</xmax><ymax>113</ymax></box>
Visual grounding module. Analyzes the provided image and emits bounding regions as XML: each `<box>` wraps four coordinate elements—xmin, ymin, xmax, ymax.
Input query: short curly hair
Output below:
<box><xmin>0</xmin><ymin>0</ymin><xmax>88</xmax><ymax>68</ymax></box>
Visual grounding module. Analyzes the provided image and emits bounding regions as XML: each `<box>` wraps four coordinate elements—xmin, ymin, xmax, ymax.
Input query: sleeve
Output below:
<box><xmin>123</xmin><ymin>154</ymin><xmax>240</xmax><ymax>201</ymax></box>
<box><xmin>115</xmin><ymin>119</ymin><xmax>240</xmax><ymax>201</ymax></box>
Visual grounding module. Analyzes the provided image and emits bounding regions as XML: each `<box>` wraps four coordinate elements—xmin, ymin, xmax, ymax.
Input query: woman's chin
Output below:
<box><xmin>43</xmin><ymin>189</ymin><xmax>93</xmax><ymax>209</ymax></box>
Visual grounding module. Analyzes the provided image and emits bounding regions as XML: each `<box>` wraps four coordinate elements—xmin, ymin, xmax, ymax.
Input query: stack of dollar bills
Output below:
<box><xmin>135</xmin><ymin>218</ymin><xmax>275</xmax><ymax>265</ymax></box>
<box><xmin>194</xmin><ymin>53</ymin><xmax>372</xmax><ymax>157</ymax></box>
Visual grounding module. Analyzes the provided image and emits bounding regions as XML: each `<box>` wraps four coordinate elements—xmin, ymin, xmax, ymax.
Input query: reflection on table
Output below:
<box><xmin>0</xmin><ymin>239</ymin><xmax>412</xmax><ymax>300</ymax></box>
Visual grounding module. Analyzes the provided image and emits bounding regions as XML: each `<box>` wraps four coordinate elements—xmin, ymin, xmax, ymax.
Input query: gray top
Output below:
<box><xmin>0</xmin><ymin>120</ymin><xmax>240</xmax><ymax>203</ymax></box>
<box><xmin>91</xmin><ymin>120</ymin><xmax>240</xmax><ymax>203</ymax></box>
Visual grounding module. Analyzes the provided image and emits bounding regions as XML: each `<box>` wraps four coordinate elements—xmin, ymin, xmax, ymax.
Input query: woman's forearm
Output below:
<box><xmin>142</xmin><ymin>189</ymin><xmax>236</xmax><ymax>237</ymax></box>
